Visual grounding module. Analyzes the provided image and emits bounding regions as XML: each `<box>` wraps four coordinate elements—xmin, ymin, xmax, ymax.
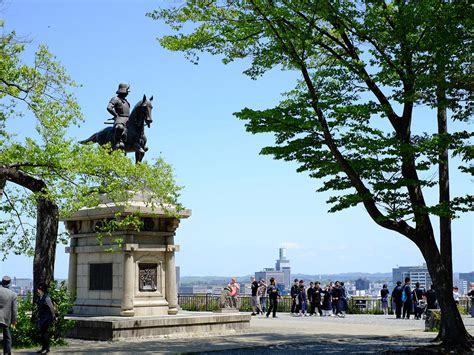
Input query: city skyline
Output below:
<box><xmin>1</xmin><ymin>1</ymin><xmax>472</xmax><ymax>279</ymax></box>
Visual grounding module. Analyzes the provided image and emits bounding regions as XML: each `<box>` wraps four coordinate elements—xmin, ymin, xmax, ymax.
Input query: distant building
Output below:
<box><xmin>459</xmin><ymin>272</ymin><xmax>474</xmax><ymax>284</ymax></box>
<box><xmin>392</xmin><ymin>264</ymin><xmax>432</xmax><ymax>289</ymax></box>
<box><xmin>355</xmin><ymin>278</ymin><xmax>369</xmax><ymax>290</ymax></box>
<box><xmin>176</xmin><ymin>266</ymin><xmax>181</xmax><ymax>287</ymax></box>
<box><xmin>254</xmin><ymin>248</ymin><xmax>291</xmax><ymax>294</ymax></box>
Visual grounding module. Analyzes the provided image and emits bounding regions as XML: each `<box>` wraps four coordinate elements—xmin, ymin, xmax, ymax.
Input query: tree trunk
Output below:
<box><xmin>33</xmin><ymin>196</ymin><xmax>59</xmax><ymax>299</ymax></box>
<box><xmin>0</xmin><ymin>168</ymin><xmax>59</xmax><ymax>299</ymax></box>
<box><xmin>422</xmin><ymin>237</ymin><xmax>472</xmax><ymax>351</ymax></box>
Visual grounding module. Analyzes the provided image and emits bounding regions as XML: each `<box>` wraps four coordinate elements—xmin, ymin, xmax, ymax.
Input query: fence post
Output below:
<box><xmin>206</xmin><ymin>293</ymin><xmax>209</xmax><ymax>311</ymax></box>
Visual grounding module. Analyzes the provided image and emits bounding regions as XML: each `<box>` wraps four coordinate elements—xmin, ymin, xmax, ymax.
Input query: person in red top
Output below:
<box><xmin>228</xmin><ymin>277</ymin><xmax>240</xmax><ymax>308</ymax></box>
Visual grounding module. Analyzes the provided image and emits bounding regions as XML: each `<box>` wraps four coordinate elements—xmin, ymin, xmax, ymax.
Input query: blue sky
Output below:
<box><xmin>1</xmin><ymin>0</ymin><xmax>472</xmax><ymax>279</ymax></box>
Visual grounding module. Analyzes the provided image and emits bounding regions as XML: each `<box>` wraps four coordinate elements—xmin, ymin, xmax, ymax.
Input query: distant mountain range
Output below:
<box><xmin>180</xmin><ymin>272</ymin><xmax>392</xmax><ymax>286</ymax></box>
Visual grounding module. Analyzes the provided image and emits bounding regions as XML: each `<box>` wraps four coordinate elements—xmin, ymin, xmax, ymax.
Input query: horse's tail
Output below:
<box><xmin>79</xmin><ymin>133</ymin><xmax>97</xmax><ymax>145</ymax></box>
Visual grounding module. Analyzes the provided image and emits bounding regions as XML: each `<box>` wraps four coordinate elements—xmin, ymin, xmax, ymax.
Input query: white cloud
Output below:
<box><xmin>280</xmin><ymin>242</ymin><xmax>300</xmax><ymax>249</ymax></box>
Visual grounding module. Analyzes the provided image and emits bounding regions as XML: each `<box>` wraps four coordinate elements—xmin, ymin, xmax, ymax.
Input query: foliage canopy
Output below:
<box><xmin>150</xmin><ymin>0</ymin><xmax>472</xmax><ymax>234</ymax></box>
<box><xmin>0</xmin><ymin>20</ymin><xmax>182</xmax><ymax>258</ymax></box>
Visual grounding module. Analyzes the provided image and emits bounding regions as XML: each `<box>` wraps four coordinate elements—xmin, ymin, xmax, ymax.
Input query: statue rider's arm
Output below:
<box><xmin>107</xmin><ymin>97</ymin><xmax>118</xmax><ymax>118</ymax></box>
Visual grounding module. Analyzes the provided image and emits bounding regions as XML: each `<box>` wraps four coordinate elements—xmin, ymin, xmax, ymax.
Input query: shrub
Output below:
<box><xmin>12</xmin><ymin>280</ymin><xmax>75</xmax><ymax>349</ymax></box>
<box><xmin>456</xmin><ymin>304</ymin><xmax>467</xmax><ymax>315</ymax></box>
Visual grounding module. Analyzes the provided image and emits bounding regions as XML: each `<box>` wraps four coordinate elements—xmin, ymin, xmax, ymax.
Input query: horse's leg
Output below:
<box><xmin>135</xmin><ymin>150</ymin><xmax>144</xmax><ymax>164</ymax></box>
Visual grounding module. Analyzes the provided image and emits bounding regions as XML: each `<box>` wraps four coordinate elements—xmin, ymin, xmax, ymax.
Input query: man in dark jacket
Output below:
<box><xmin>312</xmin><ymin>281</ymin><xmax>323</xmax><ymax>316</ymax></box>
<box><xmin>266</xmin><ymin>278</ymin><xmax>281</xmax><ymax>318</ymax></box>
<box><xmin>391</xmin><ymin>281</ymin><xmax>403</xmax><ymax>319</ymax></box>
<box><xmin>290</xmin><ymin>278</ymin><xmax>299</xmax><ymax>315</ymax></box>
<box><xmin>402</xmin><ymin>277</ymin><xmax>413</xmax><ymax>319</ymax></box>
<box><xmin>425</xmin><ymin>284</ymin><xmax>437</xmax><ymax>310</ymax></box>
<box><xmin>307</xmin><ymin>282</ymin><xmax>315</xmax><ymax>315</ymax></box>
<box><xmin>0</xmin><ymin>276</ymin><xmax>17</xmax><ymax>355</ymax></box>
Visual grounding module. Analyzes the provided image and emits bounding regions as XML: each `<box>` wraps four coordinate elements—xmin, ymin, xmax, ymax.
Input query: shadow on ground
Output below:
<box><xmin>16</xmin><ymin>333</ymin><xmax>439</xmax><ymax>354</ymax></box>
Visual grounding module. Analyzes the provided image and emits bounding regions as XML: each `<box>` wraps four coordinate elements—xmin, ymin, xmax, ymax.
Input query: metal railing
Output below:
<box><xmin>177</xmin><ymin>294</ymin><xmax>472</xmax><ymax>314</ymax></box>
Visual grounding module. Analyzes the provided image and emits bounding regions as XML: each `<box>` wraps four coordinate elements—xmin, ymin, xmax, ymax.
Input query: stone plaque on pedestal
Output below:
<box><xmin>63</xmin><ymin>192</ymin><xmax>191</xmax><ymax>317</ymax></box>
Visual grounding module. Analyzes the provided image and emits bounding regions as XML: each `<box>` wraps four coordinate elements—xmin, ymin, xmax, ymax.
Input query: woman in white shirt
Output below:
<box><xmin>453</xmin><ymin>286</ymin><xmax>460</xmax><ymax>305</ymax></box>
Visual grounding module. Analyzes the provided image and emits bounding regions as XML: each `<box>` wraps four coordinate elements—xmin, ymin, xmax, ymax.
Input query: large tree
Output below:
<box><xmin>0</xmin><ymin>20</ymin><xmax>181</xmax><ymax>293</ymax></box>
<box><xmin>150</xmin><ymin>0</ymin><xmax>473</xmax><ymax>350</ymax></box>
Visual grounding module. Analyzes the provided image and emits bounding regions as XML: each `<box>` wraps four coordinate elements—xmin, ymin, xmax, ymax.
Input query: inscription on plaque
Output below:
<box><xmin>89</xmin><ymin>263</ymin><xmax>113</xmax><ymax>290</ymax></box>
<box><xmin>139</xmin><ymin>263</ymin><xmax>158</xmax><ymax>291</ymax></box>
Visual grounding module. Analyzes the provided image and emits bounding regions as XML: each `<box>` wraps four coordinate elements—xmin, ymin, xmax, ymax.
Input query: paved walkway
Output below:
<box><xmin>16</xmin><ymin>313</ymin><xmax>474</xmax><ymax>354</ymax></box>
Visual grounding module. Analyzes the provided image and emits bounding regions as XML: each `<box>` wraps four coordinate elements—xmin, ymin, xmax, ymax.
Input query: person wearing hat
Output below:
<box><xmin>107</xmin><ymin>83</ymin><xmax>131</xmax><ymax>149</ymax></box>
<box><xmin>36</xmin><ymin>283</ymin><xmax>55</xmax><ymax>354</ymax></box>
<box><xmin>0</xmin><ymin>276</ymin><xmax>17</xmax><ymax>355</ymax></box>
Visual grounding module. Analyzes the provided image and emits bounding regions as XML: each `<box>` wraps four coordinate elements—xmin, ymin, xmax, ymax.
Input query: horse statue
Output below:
<box><xmin>80</xmin><ymin>95</ymin><xmax>153</xmax><ymax>164</ymax></box>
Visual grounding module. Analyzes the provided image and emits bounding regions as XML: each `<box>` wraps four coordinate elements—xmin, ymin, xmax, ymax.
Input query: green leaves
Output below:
<box><xmin>153</xmin><ymin>1</ymin><xmax>472</xmax><ymax>228</ymax></box>
<box><xmin>0</xmin><ymin>20</ymin><xmax>182</xmax><ymax>259</ymax></box>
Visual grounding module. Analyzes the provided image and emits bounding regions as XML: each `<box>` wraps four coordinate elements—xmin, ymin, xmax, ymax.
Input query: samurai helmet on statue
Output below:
<box><xmin>116</xmin><ymin>83</ymin><xmax>130</xmax><ymax>95</ymax></box>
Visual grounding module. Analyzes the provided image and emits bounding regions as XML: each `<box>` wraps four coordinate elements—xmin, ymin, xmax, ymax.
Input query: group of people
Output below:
<box><xmin>245</xmin><ymin>276</ymin><xmax>474</xmax><ymax>321</ymax></box>
<box><xmin>290</xmin><ymin>279</ymin><xmax>348</xmax><ymax>318</ymax></box>
<box><xmin>0</xmin><ymin>275</ymin><xmax>56</xmax><ymax>354</ymax></box>
<box><xmin>247</xmin><ymin>277</ymin><xmax>348</xmax><ymax>319</ymax></box>
<box><xmin>387</xmin><ymin>278</ymin><xmax>474</xmax><ymax>320</ymax></box>
<box><xmin>387</xmin><ymin>277</ymin><xmax>437</xmax><ymax>319</ymax></box>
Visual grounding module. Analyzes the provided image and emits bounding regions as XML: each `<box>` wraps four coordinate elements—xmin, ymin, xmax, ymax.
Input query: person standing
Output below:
<box><xmin>36</xmin><ymin>283</ymin><xmax>55</xmax><ymax>354</ymax></box>
<box><xmin>297</xmin><ymin>280</ymin><xmax>308</xmax><ymax>316</ymax></box>
<box><xmin>290</xmin><ymin>278</ymin><xmax>299</xmax><ymax>315</ymax></box>
<box><xmin>312</xmin><ymin>282</ymin><xmax>323</xmax><ymax>316</ymax></box>
<box><xmin>0</xmin><ymin>276</ymin><xmax>17</xmax><ymax>355</ymax></box>
<box><xmin>402</xmin><ymin>277</ymin><xmax>413</xmax><ymax>319</ymax></box>
<box><xmin>338</xmin><ymin>282</ymin><xmax>347</xmax><ymax>318</ymax></box>
<box><xmin>380</xmin><ymin>284</ymin><xmax>390</xmax><ymax>315</ymax></box>
<box><xmin>321</xmin><ymin>283</ymin><xmax>333</xmax><ymax>316</ymax></box>
<box><xmin>250</xmin><ymin>277</ymin><xmax>262</xmax><ymax>316</ymax></box>
<box><xmin>452</xmin><ymin>286</ymin><xmax>460</xmax><ymax>305</ymax></box>
<box><xmin>107</xmin><ymin>83</ymin><xmax>131</xmax><ymax>149</ymax></box>
<box><xmin>332</xmin><ymin>281</ymin><xmax>342</xmax><ymax>316</ymax></box>
<box><xmin>266</xmin><ymin>278</ymin><xmax>281</xmax><ymax>318</ymax></box>
<box><xmin>228</xmin><ymin>278</ymin><xmax>240</xmax><ymax>309</ymax></box>
<box><xmin>391</xmin><ymin>281</ymin><xmax>403</xmax><ymax>319</ymax></box>
<box><xmin>307</xmin><ymin>282</ymin><xmax>315</xmax><ymax>315</ymax></box>
<box><xmin>425</xmin><ymin>284</ymin><xmax>437</xmax><ymax>310</ymax></box>
<box><xmin>413</xmin><ymin>282</ymin><xmax>425</xmax><ymax>320</ymax></box>
<box><xmin>467</xmin><ymin>283</ymin><xmax>474</xmax><ymax>318</ymax></box>
<box><xmin>258</xmin><ymin>279</ymin><xmax>267</xmax><ymax>313</ymax></box>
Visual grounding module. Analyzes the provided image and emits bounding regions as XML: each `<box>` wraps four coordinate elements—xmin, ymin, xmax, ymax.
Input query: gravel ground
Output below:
<box><xmin>15</xmin><ymin>314</ymin><xmax>474</xmax><ymax>354</ymax></box>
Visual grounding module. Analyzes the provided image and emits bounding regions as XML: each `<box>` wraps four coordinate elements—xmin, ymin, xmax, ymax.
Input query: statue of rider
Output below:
<box><xmin>107</xmin><ymin>83</ymin><xmax>131</xmax><ymax>149</ymax></box>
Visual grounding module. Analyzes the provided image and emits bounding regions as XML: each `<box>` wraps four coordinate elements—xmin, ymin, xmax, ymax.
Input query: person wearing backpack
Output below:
<box><xmin>36</xmin><ymin>283</ymin><xmax>55</xmax><ymax>354</ymax></box>
<box><xmin>402</xmin><ymin>277</ymin><xmax>413</xmax><ymax>319</ymax></box>
<box><xmin>391</xmin><ymin>281</ymin><xmax>403</xmax><ymax>319</ymax></box>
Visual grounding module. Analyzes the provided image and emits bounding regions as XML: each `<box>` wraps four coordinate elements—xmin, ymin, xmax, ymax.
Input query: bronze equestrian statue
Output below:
<box><xmin>80</xmin><ymin>86</ymin><xmax>153</xmax><ymax>164</ymax></box>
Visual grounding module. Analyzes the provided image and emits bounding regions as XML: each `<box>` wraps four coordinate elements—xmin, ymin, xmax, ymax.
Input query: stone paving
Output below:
<box><xmin>16</xmin><ymin>313</ymin><xmax>474</xmax><ymax>354</ymax></box>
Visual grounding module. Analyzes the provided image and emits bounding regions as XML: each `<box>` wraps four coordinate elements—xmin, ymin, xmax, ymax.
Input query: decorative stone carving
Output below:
<box><xmin>139</xmin><ymin>263</ymin><xmax>158</xmax><ymax>291</ymax></box>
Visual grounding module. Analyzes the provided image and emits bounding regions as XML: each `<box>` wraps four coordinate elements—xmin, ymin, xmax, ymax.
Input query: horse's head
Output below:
<box><xmin>140</xmin><ymin>94</ymin><xmax>153</xmax><ymax>128</ymax></box>
<box><xmin>130</xmin><ymin>94</ymin><xmax>153</xmax><ymax>128</ymax></box>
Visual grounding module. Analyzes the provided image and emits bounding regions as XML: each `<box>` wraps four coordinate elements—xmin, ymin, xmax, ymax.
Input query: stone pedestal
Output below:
<box><xmin>63</xmin><ymin>192</ymin><xmax>191</xmax><ymax>317</ymax></box>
